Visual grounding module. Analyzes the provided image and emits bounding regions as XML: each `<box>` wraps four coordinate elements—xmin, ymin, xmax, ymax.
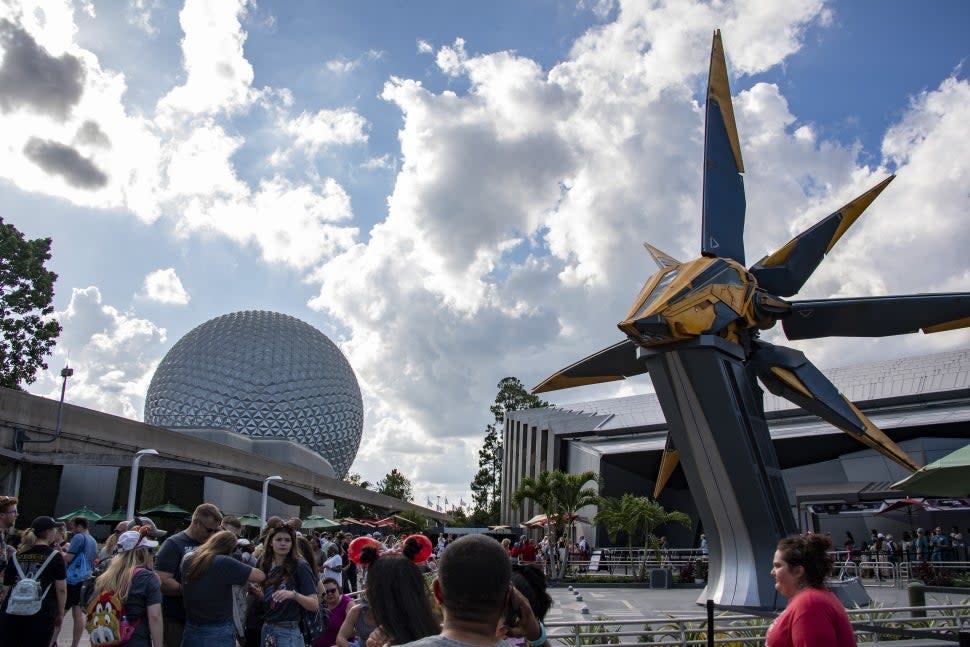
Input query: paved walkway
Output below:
<box><xmin>60</xmin><ymin>581</ymin><xmax>952</xmax><ymax>646</ymax></box>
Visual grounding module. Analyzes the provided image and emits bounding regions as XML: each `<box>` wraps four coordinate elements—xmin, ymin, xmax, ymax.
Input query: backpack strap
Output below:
<box><xmin>12</xmin><ymin>547</ymin><xmax>59</xmax><ymax>581</ymax></box>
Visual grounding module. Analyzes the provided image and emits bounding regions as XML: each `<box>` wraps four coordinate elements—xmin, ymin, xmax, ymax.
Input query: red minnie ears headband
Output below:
<box><xmin>348</xmin><ymin>534</ymin><xmax>433</xmax><ymax>566</ymax></box>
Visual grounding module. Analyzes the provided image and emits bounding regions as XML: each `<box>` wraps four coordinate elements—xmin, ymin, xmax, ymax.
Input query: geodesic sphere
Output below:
<box><xmin>144</xmin><ymin>310</ymin><xmax>363</xmax><ymax>477</ymax></box>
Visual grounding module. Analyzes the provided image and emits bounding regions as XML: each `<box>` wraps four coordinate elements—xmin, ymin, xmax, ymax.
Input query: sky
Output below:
<box><xmin>3</xmin><ymin>0</ymin><xmax>969</xmax><ymax>512</ymax></box>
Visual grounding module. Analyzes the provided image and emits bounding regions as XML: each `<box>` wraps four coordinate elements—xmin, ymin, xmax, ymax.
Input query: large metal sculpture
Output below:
<box><xmin>533</xmin><ymin>31</ymin><xmax>970</xmax><ymax>608</ymax></box>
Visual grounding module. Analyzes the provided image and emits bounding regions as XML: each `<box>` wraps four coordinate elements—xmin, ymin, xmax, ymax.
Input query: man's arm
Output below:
<box><xmin>154</xmin><ymin>541</ymin><xmax>183</xmax><ymax>597</ymax></box>
<box><xmin>156</xmin><ymin>569</ymin><xmax>181</xmax><ymax>596</ymax></box>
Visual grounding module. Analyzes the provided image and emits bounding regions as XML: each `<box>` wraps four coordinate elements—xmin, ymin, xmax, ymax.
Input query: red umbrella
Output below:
<box><xmin>875</xmin><ymin>498</ymin><xmax>933</xmax><ymax>530</ymax></box>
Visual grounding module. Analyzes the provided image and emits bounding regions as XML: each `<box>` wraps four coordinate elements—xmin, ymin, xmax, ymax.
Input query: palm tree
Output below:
<box><xmin>511</xmin><ymin>470</ymin><xmax>558</xmax><ymax>520</ymax></box>
<box><xmin>595</xmin><ymin>493</ymin><xmax>642</xmax><ymax>553</ymax></box>
<box><xmin>634</xmin><ymin>497</ymin><xmax>691</xmax><ymax>579</ymax></box>
<box><xmin>512</xmin><ymin>471</ymin><xmax>559</xmax><ymax>576</ymax></box>
<box><xmin>513</xmin><ymin>470</ymin><xmax>602</xmax><ymax>578</ymax></box>
<box><xmin>595</xmin><ymin>494</ymin><xmax>691</xmax><ymax>580</ymax></box>
<box><xmin>550</xmin><ymin>470</ymin><xmax>602</xmax><ymax>541</ymax></box>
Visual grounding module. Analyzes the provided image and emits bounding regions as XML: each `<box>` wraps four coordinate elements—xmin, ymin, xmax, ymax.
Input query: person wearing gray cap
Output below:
<box><xmin>0</xmin><ymin>516</ymin><xmax>68</xmax><ymax>647</ymax></box>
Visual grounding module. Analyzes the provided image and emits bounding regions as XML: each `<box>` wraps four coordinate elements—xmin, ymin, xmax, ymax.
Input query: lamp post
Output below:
<box><xmin>14</xmin><ymin>365</ymin><xmax>74</xmax><ymax>453</ymax></box>
<box><xmin>261</xmin><ymin>475</ymin><xmax>283</xmax><ymax>528</ymax></box>
<box><xmin>127</xmin><ymin>449</ymin><xmax>159</xmax><ymax>520</ymax></box>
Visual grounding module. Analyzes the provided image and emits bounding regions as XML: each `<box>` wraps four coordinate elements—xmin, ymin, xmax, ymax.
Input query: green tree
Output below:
<box><xmin>334</xmin><ymin>472</ymin><xmax>373</xmax><ymax>519</ymax></box>
<box><xmin>394</xmin><ymin>509</ymin><xmax>427</xmax><ymax>530</ymax></box>
<box><xmin>595</xmin><ymin>493</ymin><xmax>644</xmax><ymax>555</ymax></box>
<box><xmin>471</xmin><ymin>377</ymin><xmax>548</xmax><ymax>523</ymax></box>
<box><xmin>376</xmin><ymin>468</ymin><xmax>413</xmax><ymax>502</ymax></box>
<box><xmin>512</xmin><ymin>469</ymin><xmax>601</xmax><ymax>577</ymax></box>
<box><xmin>0</xmin><ymin>218</ymin><xmax>61</xmax><ymax>389</ymax></box>
<box><xmin>595</xmin><ymin>494</ymin><xmax>691</xmax><ymax>580</ymax></box>
<box><xmin>446</xmin><ymin>505</ymin><xmax>468</xmax><ymax>526</ymax></box>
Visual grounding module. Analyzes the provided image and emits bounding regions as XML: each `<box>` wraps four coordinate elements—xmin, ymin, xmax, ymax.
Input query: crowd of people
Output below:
<box><xmin>841</xmin><ymin>526</ymin><xmax>967</xmax><ymax>564</ymax></box>
<box><xmin>3</xmin><ymin>491</ymin><xmax>967</xmax><ymax>647</ymax></box>
<box><xmin>0</xmin><ymin>497</ymin><xmax>553</xmax><ymax>647</ymax></box>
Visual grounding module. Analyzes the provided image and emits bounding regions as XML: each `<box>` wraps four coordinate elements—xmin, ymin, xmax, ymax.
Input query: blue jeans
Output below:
<box><xmin>262</xmin><ymin>622</ymin><xmax>304</xmax><ymax>647</ymax></box>
<box><xmin>180</xmin><ymin>619</ymin><xmax>236</xmax><ymax>647</ymax></box>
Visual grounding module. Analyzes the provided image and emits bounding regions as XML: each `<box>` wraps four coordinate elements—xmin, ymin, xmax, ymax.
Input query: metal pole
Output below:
<box><xmin>126</xmin><ymin>449</ymin><xmax>158</xmax><ymax>520</ymax></box>
<box><xmin>261</xmin><ymin>475</ymin><xmax>283</xmax><ymax>528</ymax></box>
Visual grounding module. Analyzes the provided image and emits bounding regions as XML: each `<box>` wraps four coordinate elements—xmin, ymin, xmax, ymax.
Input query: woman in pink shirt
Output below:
<box><xmin>766</xmin><ymin>534</ymin><xmax>856</xmax><ymax>647</ymax></box>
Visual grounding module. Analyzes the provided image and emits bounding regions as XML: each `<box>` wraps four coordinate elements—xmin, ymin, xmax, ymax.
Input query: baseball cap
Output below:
<box><xmin>125</xmin><ymin>516</ymin><xmax>167</xmax><ymax>538</ymax></box>
<box><xmin>31</xmin><ymin>516</ymin><xmax>58</xmax><ymax>533</ymax></box>
<box><xmin>877</xmin><ymin>533</ymin><xmax>885</xmax><ymax>539</ymax></box>
<box><xmin>118</xmin><ymin>530</ymin><xmax>159</xmax><ymax>552</ymax></box>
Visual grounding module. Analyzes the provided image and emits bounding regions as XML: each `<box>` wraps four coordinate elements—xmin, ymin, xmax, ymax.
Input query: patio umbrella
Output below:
<box><xmin>237</xmin><ymin>513</ymin><xmax>262</xmax><ymax>528</ymax></box>
<box><xmin>301</xmin><ymin>515</ymin><xmax>340</xmax><ymax>529</ymax></box>
<box><xmin>891</xmin><ymin>443</ymin><xmax>970</xmax><ymax>497</ymax></box>
<box><xmin>56</xmin><ymin>506</ymin><xmax>102</xmax><ymax>522</ymax></box>
<box><xmin>875</xmin><ymin>497</ymin><xmax>933</xmax><ymax>531</ymax></box>
<box><xmin>138</xmin><ymin>502</ymin><xmax>192</xmax><ymax>517</ymax></box>
<box><xmin>95</xmin><ymin>508</ymin><xmax>129</xmax><ymax>524</ymax></box>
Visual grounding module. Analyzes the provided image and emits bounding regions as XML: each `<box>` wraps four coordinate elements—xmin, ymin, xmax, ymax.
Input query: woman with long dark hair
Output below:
<box><xmin>256</xmin><ymin>524</ymin><xmax>319</xmax><ymax>647</ymax></box>
<box><xmin>766</xmin><ymin>534</ymin><xmax>856</xmax><ymax>647</ymax></box>
<box><xmin>180</xmin><ymin>530</ymin><xmax>265</xmax><ymax>647</ymax></box>
<box><xmin>365</xmin><ymin>555</ymin><xmax>439</xmax><ymax>645</ymax></box>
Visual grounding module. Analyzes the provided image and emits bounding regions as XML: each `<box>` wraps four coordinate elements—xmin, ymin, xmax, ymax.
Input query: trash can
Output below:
<box><xmin>649</xmin><ymin>568</ymin><xmax>673</xmax><ymax>589</ymax></box>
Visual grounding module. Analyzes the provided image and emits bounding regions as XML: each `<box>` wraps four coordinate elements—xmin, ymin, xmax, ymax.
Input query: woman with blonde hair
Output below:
<box><xmin>91</xmin><ymin>528</ymin><xmax>163</xmax><ymax>647</ymax></box>
<box><xmin>180</xmin><ymin>530</ymin><xmax>264</xmax><ymax>647</ymax></box>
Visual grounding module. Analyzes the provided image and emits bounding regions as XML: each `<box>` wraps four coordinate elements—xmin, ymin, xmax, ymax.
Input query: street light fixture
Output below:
<box><xmin>15</xmin><ymin>365</ymin><xmax>74</xmax><ymax>452</ymax></box>
<box><xmin>261</xmin><ymin>475</ymin><xmax>283</xmax><ymax>528</ymax></box>
<box><xmin>127</xmin><ymin>449</ymin><xmax>159</xmax><ymax>520</ymax></box>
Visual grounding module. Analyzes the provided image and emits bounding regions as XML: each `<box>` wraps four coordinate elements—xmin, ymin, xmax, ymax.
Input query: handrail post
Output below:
<box><xmin>706</xmin><ymin>599</ymin><xmax>714</xmax><ymax>647</ymax></box>
<box><xmin>907</xmin><ymin>581</ymin><xmax>926</xmax><ymax>618</ymax></box>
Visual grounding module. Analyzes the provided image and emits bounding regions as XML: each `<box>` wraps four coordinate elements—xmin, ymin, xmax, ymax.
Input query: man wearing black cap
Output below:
<box><xmin>0</xmin><ymin>516</ymin><xmax>68</xmax><ymax>647</ymax></box>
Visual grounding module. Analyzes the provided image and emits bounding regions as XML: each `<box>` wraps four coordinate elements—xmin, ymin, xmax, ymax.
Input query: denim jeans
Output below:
<box><xmin>180</xmin><ymin>619</ymin><xmax>236</xmax><ymax>647</ymax></box>
<box><xmin>261</xmin><ymin>622</ymin><xmax>304</xmax><ymax>647</ymax></box>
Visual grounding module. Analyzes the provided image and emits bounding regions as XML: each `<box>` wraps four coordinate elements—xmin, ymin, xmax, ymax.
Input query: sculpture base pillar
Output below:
<box><xmin>641</xmin><ymin>335</ymin><xmax>796</xmax><ymax>609</ymax></box>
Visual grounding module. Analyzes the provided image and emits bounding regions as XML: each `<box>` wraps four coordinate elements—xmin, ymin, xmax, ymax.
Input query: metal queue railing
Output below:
<box><xmin>543</xmin><ymin>602</ymin><xmax>970</xmax><ymax>646</ymax></box>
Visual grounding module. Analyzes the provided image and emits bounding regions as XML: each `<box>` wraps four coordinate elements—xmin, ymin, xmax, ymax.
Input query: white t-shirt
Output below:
<box><xmin>322</xmin><ymin>554</ymin><xmax>343</xmax><ymax>586</ymax></box>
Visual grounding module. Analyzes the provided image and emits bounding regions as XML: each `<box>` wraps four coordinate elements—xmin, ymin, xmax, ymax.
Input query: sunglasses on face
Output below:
<box><xmin>324</xmin><ymin>588</ymin><xmax>339</xmax><ymax>595</ymax></box>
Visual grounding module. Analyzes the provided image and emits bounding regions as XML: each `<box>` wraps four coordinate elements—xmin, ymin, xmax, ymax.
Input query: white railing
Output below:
<box><xmin>544</xmin><ymin>602</ymin><xmax>970</xmax><ymax>646</ymax></box>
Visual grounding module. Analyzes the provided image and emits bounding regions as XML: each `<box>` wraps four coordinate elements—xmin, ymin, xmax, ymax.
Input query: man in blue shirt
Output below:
<box><xmin>65</xmin><ymin>516</ymin><xmax>97</xmax><ymax>647</ymax></box>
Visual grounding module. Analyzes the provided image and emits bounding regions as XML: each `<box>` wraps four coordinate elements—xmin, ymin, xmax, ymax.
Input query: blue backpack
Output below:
<box><xmin>66</xmin><ymin>536</ymin><xmax>94</xmax><ymax>585</ymax></box>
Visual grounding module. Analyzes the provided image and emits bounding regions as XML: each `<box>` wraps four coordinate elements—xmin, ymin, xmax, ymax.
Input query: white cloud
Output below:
<box><xmin>361</xmin><ymin>154</ymin><xmax>393</xmax><ymax>170</ymax></box>
<box><xmin>34</xmin><ymin>286</ymin><xmax>167</xmax><ymax>420</ymax></box>
<box><xmin>417</xmin><ymin>40</ymin><xmax>433</xmax><ymax>54</ymax></box>
<box><xmin>326</xmin><ymin>49</ymin><xmax>383</xmax><ymax>75</ymax></box>
<box><xmin>143</xmin><ymin>268</ymin><xmax>190</xmax><ymax>305</ymax></box>
<box><xmin>282</xmin><ymin>108</ymin><xmax>369</xmax><ymax>156</ymax></box>
<box><xmin>127</xmin><ymin>0</ymin><xmax>159</xmax><ymax>35</ymax></box>
<box><xmin>156</xmin><ymin>0</ymin><xmax>255</xmax><ymax>118</ymax></box>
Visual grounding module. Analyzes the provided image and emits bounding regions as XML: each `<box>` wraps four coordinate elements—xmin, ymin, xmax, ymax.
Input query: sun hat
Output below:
<box><xmin>118</xmin><ymin>529</ymin><xmax>159</xmax><ymax>552</ymax></box>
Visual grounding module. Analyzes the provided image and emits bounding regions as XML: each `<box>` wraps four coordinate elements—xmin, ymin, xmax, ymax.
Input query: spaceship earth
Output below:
<box><xmin>144</xmin><ymin>310</ymin><xmax>363</xmax><ymax>476</ymax></box>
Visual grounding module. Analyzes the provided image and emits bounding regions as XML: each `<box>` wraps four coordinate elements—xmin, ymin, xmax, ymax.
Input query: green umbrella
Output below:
<box><xmin>56</xmin><ymin>506</ymin><xmax>103</xmax><ymax>522</ymax></box>
<box><xmin>237</xmin><ymin>513</ymin><xmax>263</xmax><ymax>528</ymax></box>
<box><xmin>138</xmin><ymin>502</ymin><xmax>192</xmax><ymax>517</ymax></box>
<box><xmin>95</xmin><ymin>508</ymin><xmax>129</xmax><ymax>524</ymax></box>
<box><xmin>301</xmin><ymin>515</ymin><xmax>340</xmax><ymax>529</ymax></box>
<box><xmin>892</xmin><ymin>443</ymin><xmax>970</xmax><ymax>496</ymax></box>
